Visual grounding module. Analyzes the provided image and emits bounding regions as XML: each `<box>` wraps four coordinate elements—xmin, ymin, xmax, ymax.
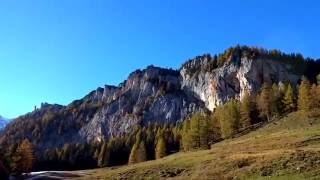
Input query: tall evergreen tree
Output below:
<box><xmin>155</xmin><ymin>130</ymin><xmax>166</xmax><ymax>159</ymax></box>
<box><xmin>198</xmin><ymin>114</ymin><xmax>210</xmax><ymax>149</ymax></box>
<box><xmin>136</xmin><ymin>140</ymin><xmax>147</xmax><ymax>163</ymax></box>
<box><xmin>145</xmin><ymin>123</ymin><xmax>156</xmax><ymax>160</ymax></box>
<box><xmin>282</xmin><ymin>83</ymin><xmax>296</xmax><ymax>113</ymax></box>
<box><xmin>98</xmin><ymin>141</ymin><xmax>111</xmax><ymax>167</ymax></box>
<box><xmin>11</xmin><ymin>139</ymin><xmax>35</xmax><ymax>174</ymax></box>
<box><xmin>257</xmin><ymin>83</ymin><xmax>272</xmax><ymax>121</ymax></box>
<box><xmin>310</xmin><ymin>84</ymin><xmax>318</xmax><ymax>109</ymax></box>
<box><xmin>181</xmin><ymin>119</ymin><xmax>191</xmax><ymax>151</ymax></box>
<box><xmin>189</xmin><ymin>113</ymin><xmax>201</xmax><ymax>149</ymax></box>
<box><xmin>97</xmin><ymin>141</ymin><xmax>107</xmax><ymax>167</ymax></box>
<box><xmin>271</xmin><ymin>84</ymin><xmax>284</xmax><ymax>117</ymax></box>
<box><xmin>298</xmin><ymin>77</ymin><xmax>312</xmax><ymax>112</ymax></box>
<box><xmin>217</xmin><ymin>100</ymin><xmax>240</xmax><ymax>139</ymax></box>
<box><xmin>181</xmin><ymin>113</ymin><xmax>211</xmax><ymax>150</ymax></box>
<box><xmin>128</xmin><ymin>143</ymin><xmax>138</xmax><ymax>165</ymax></box>
<box><xmin>239</xmin><ymin>92</ymin><xmax>253</xmax><ymax>129</ymax></box>
<box><xmin>128</xmin><ymin>131</ymin><xmax>147</xmax><ymax>165</ymax></box>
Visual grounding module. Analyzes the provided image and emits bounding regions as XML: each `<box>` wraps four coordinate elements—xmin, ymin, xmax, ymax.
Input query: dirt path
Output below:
<box><xmin>25</xmin><ymin>171</ymin><xmax>88</xmax><ymax>180</ymax></box>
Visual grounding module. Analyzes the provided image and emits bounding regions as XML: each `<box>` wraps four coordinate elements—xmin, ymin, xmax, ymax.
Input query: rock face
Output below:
<box><xmin>181</xmin><ymin>54</ymin><xmax>300</xmax><ymax>111</ymax></box>
<box><xmin>79</xmin><ymin>66</ymin><xmax>205</xmax><ymax>142</ymax></box>
<box><xmin>0</xmin><ymin>46</ymin><xmax>306</xmax><ymax>151</ymax></box>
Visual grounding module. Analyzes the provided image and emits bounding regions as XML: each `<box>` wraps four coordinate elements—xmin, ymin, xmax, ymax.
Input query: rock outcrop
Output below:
<box><xmin>181</xmin><ymin>53</ymin><xmax>300</xmax><ymax>111</ymax></box>
<box><xmin>79</xmin><ymin>66</ymin><xmax>205</xmax><ymax>142</ymax></box>
<box><xmin>1</xmin><ymin>46</ymin><xmax>313</xmax><ymax>151</ymax></box>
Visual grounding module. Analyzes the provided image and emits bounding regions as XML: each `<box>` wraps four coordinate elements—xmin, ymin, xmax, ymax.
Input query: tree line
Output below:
<box><xmin>1</xmin><ymin>74</ymin><xmax>320</xmax><ymax>178</ymax></box>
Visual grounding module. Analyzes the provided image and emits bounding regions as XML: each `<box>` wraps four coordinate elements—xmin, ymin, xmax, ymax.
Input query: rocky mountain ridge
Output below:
<box><xmin>1</xmin><ymin>46</ymin><xmax>318</xmax><ymax>152</ymax></box>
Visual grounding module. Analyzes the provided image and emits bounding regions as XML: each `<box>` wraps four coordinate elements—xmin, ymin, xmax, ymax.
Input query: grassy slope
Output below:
<box><xmin>76</xmin><ymin>112</ymin><xmax>320</xmax><ymax>179</ymax></box>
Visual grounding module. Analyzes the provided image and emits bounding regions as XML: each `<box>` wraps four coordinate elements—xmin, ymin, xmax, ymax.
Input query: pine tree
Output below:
<box><xmin>136</xmin><ymin>140</ymin><xmax>147</xmax><ymax>162</ymax></box>
<box><xmin>310</xmin><ymin>84</ymin><xmax>318</xmax><ymax>109</ymax></box>
<box><xmin>298</xmin><ymin>77</ymin><xmax>311</xmax><ymax>112</ymax></box>
<box><xmin>11</xmin><ymin>139</ymin><xmax>35</xmax><ymax>174</ymax></box>
<box><xmin>181</xmin><ymin>119</ymin><xmax>191</xmax><ymax>151</ymax></box>
<box><xmin>190</xmin><ymin>113</ymin><xmax>201</xmax><ymax>149</ymax></box>
<box><xmin>270</xmin><ymin>84</ymin><xmax>283</xmax><ymax>117</ymax></box>
<box><xmin>257</xmin><ymin>83</ymin><xmax>272</xmax><ymax>121</ymax></box>
<box><xmin>155</xmin><ymin>131</ymin><xmax>166</xmax><ymax>159</ymax></box>
<box><xmin>217</xmin><ymin>100</ymin><xmax>240</xmax><ymax>139</ymax></box>
<box><xmin>172</xmin><ymin>127</ymin><xmax>181</xmax><ymax>151</ymax></box>
<box><xmin>181</xmin><ymin>113</ymin><xmax>211</xmax><ymax>151</ymax></box>
<box><xmin>128</xmin><ymin>143</ymin><xmax>138</xmax><ymax>165</ymax></box>
<box><xmin>60</xmin><ymin>143</ymin><xmax>71</xmax><ymax>164</ymax></box>
<box><xmin>282</xmin><ymin>83</ymin><xmax>296</xmax><ymax>113</ymax></box>
<box><xmin>98</xmin><ymin>141</ymin><xmax>111</xmax><ymax>167</ymax></box>
<box><xmin>145</xmin><ymin>123</ymin><xmax>155</xmax><ymax>160</ymax></box>
<box><xmin>128</xmin><ymin>131</ymin><xmax>147</xmax><ymax>165</ymax></box>
<box><xmin>98</xmin><ymin>142</ymin><xmax>107</xmax><ymax>167</ymax></box>
<box><xmin>240</xmin><ymin>92</ymin><xmax>253</xmax><ymax>129</ymax></box>
<box><xmin>198</xmin><ymin>114</ymin><xmax>209</xmax><ymax>149</ymax></box>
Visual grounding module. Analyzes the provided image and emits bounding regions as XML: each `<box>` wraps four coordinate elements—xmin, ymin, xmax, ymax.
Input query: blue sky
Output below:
<box><xmin>0</xmin><ymin>0</ymin><xmax>319</xmax><ymax>118</ymax></box>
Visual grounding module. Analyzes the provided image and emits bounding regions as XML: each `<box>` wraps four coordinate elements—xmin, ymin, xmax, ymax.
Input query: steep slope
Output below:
<box><xmin>0</xmin><ymin>46</ymin><xmax>318</xmax><ymax>156</ymax></box>
<box><xmin>77</xmin><ymin>112</ymin><xmax>320</xmax><ymax>179</ymax></box>
<box><xmin>0</xmin><ymin>66</ymin><xmax>206</xmax><ymax>150</ymax></box>
<box><xmin>181</xmin><ymin>48</ymin><xmax>302</xmax><ymax>111</ymax></box>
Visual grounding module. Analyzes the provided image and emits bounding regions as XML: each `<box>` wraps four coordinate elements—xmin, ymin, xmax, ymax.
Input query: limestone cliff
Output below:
<box><xmin>0</xmin><ymin>46</ymin><xmax>314</xmax><ymax>151</ymax></box>
<box><xmin>181</xmin><ymin>51</ymin><xmax>300</xmax><ymax>111</ymax></box>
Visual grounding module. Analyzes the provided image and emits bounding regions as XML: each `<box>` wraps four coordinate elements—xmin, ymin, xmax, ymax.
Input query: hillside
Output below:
<box><xmin>1</xmin><ymin>46</ymin><xmax>320</xmax><ymax>174</ymax></box>
<box><xmin>72</xmin><ymin>112</ymin><xmax>320</xmax><ymax>179</ymax></box>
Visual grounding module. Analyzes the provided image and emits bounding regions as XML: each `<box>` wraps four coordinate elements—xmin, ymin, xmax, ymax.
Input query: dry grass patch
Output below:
<box><xmin>73</xmin><ymin>112</ymin><xmax>320</xmax><ymax>180</ymax></box>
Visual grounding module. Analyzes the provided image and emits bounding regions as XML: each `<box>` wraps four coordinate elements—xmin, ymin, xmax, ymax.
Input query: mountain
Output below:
<box><xmin>0</xmin><ymin>46</ymin><xmax>319</xmax><ymax>161</ymax></box>
<box><xmin>0</xmin><ymin>116</ymin><xmax>8</xmax><ymax>130</ymax></box>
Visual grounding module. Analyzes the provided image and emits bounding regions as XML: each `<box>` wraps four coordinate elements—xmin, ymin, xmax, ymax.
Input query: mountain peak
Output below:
<box><xmin>0</xmin><ymin>45</ymin><xmax>319</xmax><ymax>159</ymax></box>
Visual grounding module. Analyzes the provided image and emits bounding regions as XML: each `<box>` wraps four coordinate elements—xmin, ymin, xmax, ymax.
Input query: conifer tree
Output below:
<box><xmin>282</xmin><ymin>83</ymin><xmax>296</xmax><ymax>113</ymax></box>
<box><xmin>155</xmin><ymin>130</ymin><xmax>166</xmax><ymax>159</ymax></box>
<box><xmin>11</xmin><ymin>139</ymin><xmax>35</xmax><ymax>174</ymax></box>
<box><xmin>181</xmin><ymin>119</ymin><xmax>191</xmax><ymax>151</ymax></box>
<box><xmin>181</xmin><ymin>113</ymin><xmax>211</xmax><ymax>150</ymax></box>
<box><xmin>172</xmin><ymin>127</ymin><xmax>181</xmax><ymax>151</ymax></box>
<box><xmin>298</xmin><ymin>77</ymin><xmax>311</xmax><ymax>112</ymax></box>
<box><xmin>98</xmin><ymin>142</ymin><xmax>107</xmax><ymax>167</ymax></box>
<box><xmin>257</xmin><ymin>83</ymin><xmax>272</xmax><ymax>121</ymax></box>
<box><xmin>271</xmin><ymin>84</ymin><xmax>283</xmax><ymax>117</ymax></box>
<box><xmin>217</xmin><ymin>100</ymin><xmax>240</xmax><ymax>139</ymax></box>
<box><xmin>146</xmin><ymin>123</ymin><xmax>155</xmax><ymax>160</ymax></box>
<box><xmin>198</xmin><ymin>114</ymin><xmax>210</xmax><ymax>149</ymax></box>
<box><xmin>310</xmin><ymin>84</ymin><xmax>318</xmax><ymax>109</ymax></box>
<box><xmin>128</xmin><ymin>143</ymin><xmax>138</xmax><ymax>165</ymax></box>
<box><xmin>136</xmin><ymin>140</ymin><xmax>147</xmax><ymax>162</ymax></box>
<box><xmin>128</xmin><ymin>131</ymin><xmax>147</xmax><ymax>165</ymax></box>
<box><xmin>190</xmin><ymin>113</ymin><xmax>201</xmax><ymax>149</ymax></box>
<box><xmin>240</xmin><ymin>92</ymin><xmax>253</xmax><ymax>129</ymax></box>
<box><xmin>98</xmin><ymin>141</ymin><xmax>111</xmax><ymax>167</ymax></box>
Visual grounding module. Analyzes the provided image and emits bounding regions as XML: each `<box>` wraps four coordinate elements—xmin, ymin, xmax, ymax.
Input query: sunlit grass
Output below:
<box><xmin>75</xmin><ymin>112</ymin><xmax>320</xmax><ymax>179</ymax></box>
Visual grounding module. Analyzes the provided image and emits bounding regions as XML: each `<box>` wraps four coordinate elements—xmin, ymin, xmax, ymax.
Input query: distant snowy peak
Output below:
<box><xmin>0</xmin><ymin>116</ymin><xmax>8</xmax><ymax>130</ymax></box>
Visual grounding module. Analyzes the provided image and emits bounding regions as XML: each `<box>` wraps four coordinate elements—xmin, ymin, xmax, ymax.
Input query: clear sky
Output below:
<box><xmin>0</xmin><ymin>0</ymin><xmax>319</xmax><ymax>118</ymax></box>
